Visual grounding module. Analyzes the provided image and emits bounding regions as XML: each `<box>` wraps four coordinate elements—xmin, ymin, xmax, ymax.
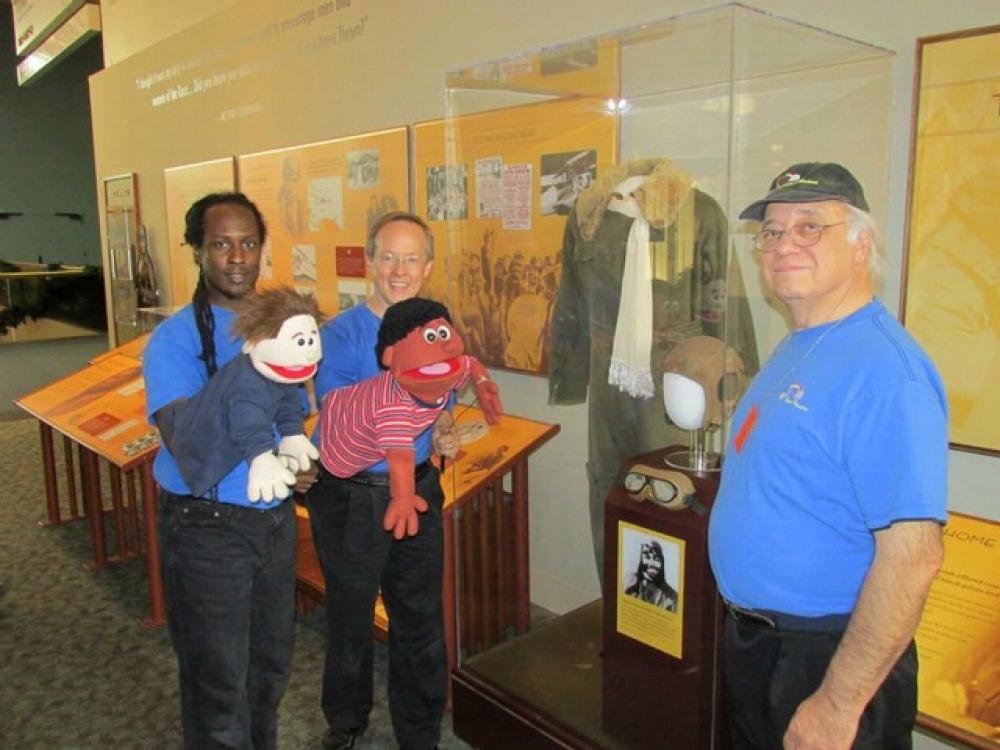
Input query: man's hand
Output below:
<box><xmin>293</xmin><ymin>464</ymin><xmax>319</xmax><ymax>494</ymax></box>
<box><xmin>783</xmin><ymin>689</ymin><xmax>860</xmax><ymax>750</ymax></box>
<box><xmin>432</xmin><ymin>410</ymin><xmax>459</xmax><ymax>460</ymax></box>
<box><xmin>783</xmin><ymin>520</ymin><xmax>943</xmax><ymax>750</ymax></box>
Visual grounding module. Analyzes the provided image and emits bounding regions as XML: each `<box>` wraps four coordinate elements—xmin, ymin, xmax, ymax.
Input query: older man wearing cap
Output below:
<box><xmin>708</xmin><ymin>163</ymin><xmax>948</xmax><ymax>750</ymax></box>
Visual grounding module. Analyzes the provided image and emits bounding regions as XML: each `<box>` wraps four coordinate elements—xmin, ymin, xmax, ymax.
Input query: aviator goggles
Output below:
<box><xmin>621</xmin><ymin>464</ymin><xmax>698</xmax><ymax>512</ymax></box>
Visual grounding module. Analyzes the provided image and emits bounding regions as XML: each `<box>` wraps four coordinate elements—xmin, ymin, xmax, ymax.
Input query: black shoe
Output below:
<box><xmin>322</xmin><ymin>727</ymin><xmax>365</xmax><ymax>750</ymax></box>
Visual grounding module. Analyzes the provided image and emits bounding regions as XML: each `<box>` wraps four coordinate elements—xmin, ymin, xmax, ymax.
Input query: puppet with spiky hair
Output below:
<box><xmin>319</xmin><ymin>297</ymin><xmax>502</xmax><ymax>538</ymax></box>
<box><xmin>157</xmin><ymin>286</ymin><xmax>323</xmax><ymax>502</ymax></box>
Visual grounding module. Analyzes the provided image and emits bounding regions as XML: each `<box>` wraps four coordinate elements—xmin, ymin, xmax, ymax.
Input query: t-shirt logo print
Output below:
<box><xmin>779</xmin><ymin>382</ymin><xmax>808</xmax><ymax>411</ymax></box>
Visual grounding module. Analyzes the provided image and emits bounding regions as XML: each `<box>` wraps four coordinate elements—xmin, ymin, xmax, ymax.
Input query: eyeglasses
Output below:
<box><xmin>752</xmin><ymin>221</ymin><xmax>847</xmax><ymax>253</ymax></box>
<box><xmin>374</xmin><ymin>252</ymin><xmax>428</xmax><ymax>269</ymax></box>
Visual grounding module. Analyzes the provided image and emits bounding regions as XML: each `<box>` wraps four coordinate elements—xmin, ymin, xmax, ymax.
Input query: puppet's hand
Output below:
<box><xmin>383</xmin><ymin>493</ymin><xmax>429</xmax><ymax>540</ymax></box>
<box><xmin>247</xmin><ymin>451</ymin><xmax>296</xmax><ymax>503</ymax></box>
<box><xmin>277</xmin><ymin>434</ymin><xmax>319</xmax><ymax>473</ymax></box>
<box><xmin>474</xmin><ymin>377</ymin><xmax>503</xmax><ymax>425</ymax></box>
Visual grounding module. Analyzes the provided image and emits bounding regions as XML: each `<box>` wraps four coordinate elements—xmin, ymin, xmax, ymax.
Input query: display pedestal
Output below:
<box><xmin>453</xmin><ymin>445</ymin><xmax>728</xmax><ymax>749</ymax></box>
<box><xmin>602</xmin><ymin>444</ymin><xmax>727</xmax><ymax>748</ymax></box>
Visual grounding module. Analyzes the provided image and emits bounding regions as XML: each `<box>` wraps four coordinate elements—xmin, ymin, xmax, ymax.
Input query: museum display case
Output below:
<box><xmin>440</xmin><ymin>4</ymin><xmax>893</xmax><ymax>747</ymax></box>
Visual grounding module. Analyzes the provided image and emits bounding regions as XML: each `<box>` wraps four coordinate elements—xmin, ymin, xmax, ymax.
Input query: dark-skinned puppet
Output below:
<box><xmin>156</xmin><ymin>286</ymin><xmax>323</xmax><ymax>502</ymax></box>
<box><xmin>318</xmin><ymin>297</ymin><xmax>502</xmax><ymax>539</ymax></box>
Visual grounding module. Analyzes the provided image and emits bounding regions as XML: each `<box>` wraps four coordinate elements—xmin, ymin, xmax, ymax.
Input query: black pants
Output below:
<box><xmin>159</xmin><ymin>492</ymin><xmax>297</xmax><ymax>750</ymax></box>
<box><xmin>305</xmin><ymin>467</ymin><xmax>447</xmax><ymax>750</ymax></box>
<box><xmin>723</xmin><ymin>616</ymin><xmax>918</xmax><ymax>750</ymax></box>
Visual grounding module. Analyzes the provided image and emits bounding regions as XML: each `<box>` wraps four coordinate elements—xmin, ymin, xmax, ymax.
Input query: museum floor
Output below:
<box><xmin>0</xmin><ymin>415</ymin><xmax>472</xmax><ymax>749</ymax></box>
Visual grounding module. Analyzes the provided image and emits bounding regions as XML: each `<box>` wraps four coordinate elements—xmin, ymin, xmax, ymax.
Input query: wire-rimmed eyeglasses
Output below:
<box><xmin>752</xmin><ymin>221</ymin><xmax>847</xmax><ymax>253</ymax></box>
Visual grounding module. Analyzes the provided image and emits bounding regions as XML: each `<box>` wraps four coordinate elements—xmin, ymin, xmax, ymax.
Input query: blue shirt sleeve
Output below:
<box><xmin>845</xmin><ymin>378</ymin><xmax>949</xmax><ymax>529</ymax></box>
<box><xmin>143</xmin><ymin>310</ymin><xmax>209</xmax><ymax>421</ymax></box>
<box><xmin>315</xmin><ymin>316</ymin><xmax>365</xmax><ymax>404</ymax></box>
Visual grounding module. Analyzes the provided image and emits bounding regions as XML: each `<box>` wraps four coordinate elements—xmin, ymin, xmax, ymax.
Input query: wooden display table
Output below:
<box><xmin>15</xmin><ymin>336</ymin><xmax>163</xmax><ymax>625</ymax></box>
<box><xmin>294</xmin><ymin>407</ymin><xmax>560</xmax><ymax>674</ymax></box>
<box><xmin>17</xmin><ymin>351</ymin><xmax>557</xmax><ymax>648</ymax></box>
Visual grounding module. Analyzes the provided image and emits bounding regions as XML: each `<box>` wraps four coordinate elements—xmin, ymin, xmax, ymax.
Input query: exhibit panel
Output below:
<box><xmin>103</xmin><ymin>173</ymin><xmax>145</xmax><ymax>344</ymax></box>
<box><xmin>902</xmin><ymin>25</ymin><xmax>1000</xmax><ymax>456</ymax></box>
<box><xmin>236</xmin><ymin>127</ymin><xmax>409</xmax><ymax>317</ymax></box>
<box><xmin>162</xmin><ymin>157</ymin><xmax>237</xmax><ymax>306</ymax></box>
<box><xmin>445</xmin><ymin>6</ymin><xmax>894</xmax><ymax>748</ymax></box>
<box><xmin>413</xmin><ymin>98</ymin><xmax>617</xmax><ymax>375</ymax></box>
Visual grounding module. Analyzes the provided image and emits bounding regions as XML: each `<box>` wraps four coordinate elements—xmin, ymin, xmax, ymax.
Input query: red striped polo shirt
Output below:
<box><xmin>319</xmin><ymin>357</ymin><xmax>472</xmax><ymax>477</ymax></box>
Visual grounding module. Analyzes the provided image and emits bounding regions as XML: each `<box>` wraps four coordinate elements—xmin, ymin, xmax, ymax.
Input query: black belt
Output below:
<box><xmin>339</xmin><ymin>460</ymin><xmax>432</xmax><ymax>487</ymax></box>
<box><xmin>723</xmin><ymin>599</ymin><xmax>850</xmax><ymax>632</ymax></box>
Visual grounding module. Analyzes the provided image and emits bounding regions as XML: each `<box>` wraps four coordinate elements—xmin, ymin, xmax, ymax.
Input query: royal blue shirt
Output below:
<box><xmin>709</xmin><ymin>300</ymin><xmax>948</xmax><ymax>616</ymax></box>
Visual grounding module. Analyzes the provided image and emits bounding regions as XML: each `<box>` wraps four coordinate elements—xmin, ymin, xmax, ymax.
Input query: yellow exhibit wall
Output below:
<box><xmin>904</xmin><ymin>28</ymin><xmax>1000</xmax><ymax>454</ymax></box>
<box><xmin>163</xmin><ymin>158</ymin><xmax>236</xmax><ymax>303</ymax></box>
<box><xmin>237</xmin><ymin>127</ymin><xmax>408</xmax><ymax>316</ymax></box>
<box><xmin>89</xmin><ymin>0</ymin><xmax>1000</xmax><ymax>662</ymax></box>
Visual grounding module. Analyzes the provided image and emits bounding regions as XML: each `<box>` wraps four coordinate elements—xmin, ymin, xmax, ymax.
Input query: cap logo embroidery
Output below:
<box><xmin>774</xmin><ymin>173</ymin><xmax>820</xmax><ymax>190</ymax></box>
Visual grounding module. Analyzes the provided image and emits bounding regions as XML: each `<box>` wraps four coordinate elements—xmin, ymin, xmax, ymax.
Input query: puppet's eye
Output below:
<box><xmin>295</xmin><ymin>336</ymin><xmax>306</xmax><ymax>346</ymax></box>
<box><xmin>422</xmin><ymin>328</ymin><xmax>437</xmax><ymax>343</ymax></box>
<box><xmin>436</xmin><ymin>326</ymin><xmax>451</xmax><ymax>341</ymax></box>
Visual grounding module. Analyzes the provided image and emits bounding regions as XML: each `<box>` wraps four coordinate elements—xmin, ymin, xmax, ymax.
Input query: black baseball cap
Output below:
<box><xmin>739</xmin><ymin>162</ymin><xmax>869</xmax><ymax>221</ymax></box>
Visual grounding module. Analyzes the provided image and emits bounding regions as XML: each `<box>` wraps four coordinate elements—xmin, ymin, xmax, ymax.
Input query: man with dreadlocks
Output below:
<box><xmin>156</xmin><ymin>285</ymin><xmax>323</xmax><ymax>501</ymax></box>
<box><xmin>143</xmin><ymin>192</ymin><xmax>311</xmax><ymax>750</ymax></box>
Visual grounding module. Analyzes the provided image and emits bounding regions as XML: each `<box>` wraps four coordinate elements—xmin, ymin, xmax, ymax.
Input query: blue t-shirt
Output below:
<box><xmin>313</xmin><ymin>303</ymin><xmax>435</xmax><ymax>471</ymax></box>
<box><xmin>709</xmin><ymin>300</ymin><xmax>948</xmax><ymax>616</ymax></box>
<box><xmin>143</xmin><ymin>303</ymin><xmax>283</xmax><ymax>508</ymax></box>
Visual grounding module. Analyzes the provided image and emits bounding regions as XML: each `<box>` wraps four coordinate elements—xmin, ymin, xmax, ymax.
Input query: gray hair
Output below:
<box><xmin>844</xmin><ymin>204</ymin><xmax>885</xmax><ymax>289</ymax></box>
<box><xmin>365</xmin><ymin>210</ymin><xmax>434</xmax><ymax>263</ymax></box>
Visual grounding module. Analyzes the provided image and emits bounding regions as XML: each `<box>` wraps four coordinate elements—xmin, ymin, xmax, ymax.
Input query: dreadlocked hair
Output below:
<box><xmin>185</xmin><ymin>191</ymin><xmax>267</xmax><ymax>378</ymax></box>
<box><xmin>192</xmin><ymin>271</ymin><xmax>218</xmax><ymax>376</ymax></box>
<box><xmin>230</xmin><ymin>286</ymin><xmax>323</xmax><ymax>344</ymax></box>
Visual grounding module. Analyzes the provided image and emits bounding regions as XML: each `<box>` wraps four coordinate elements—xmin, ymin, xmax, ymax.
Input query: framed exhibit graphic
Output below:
<box><xmin>413</xmin><ymin>101</ymin><xmax>616</xmax><ymax>375</ymax></box>
<box><xmin>237</xmin><ymin>127</ymin><xmax>409</xmax><ymax>316</ymax></box>
<box><xmin>902</xmin><ymin>24</ymin><xmax>1000</xmax><ymax>455</ymax></box>
<box><xmin>103</xmin><ymin>173</ymin><xmax>141</xmax><ymax>341</ymax></box>
<box><xmin>916</xmin><ymin>512</ymin><xmax>1000</xmax><ymax>748</ymax></box>
<box><xmin>163</xmin><ymin>157</ymin><xmax>237</xmax><ymax>305</ymax></box>
<box><xmin>615</xmin><ymin>521</ymin><xmax>684</xmax><ymax>659</ymax></box>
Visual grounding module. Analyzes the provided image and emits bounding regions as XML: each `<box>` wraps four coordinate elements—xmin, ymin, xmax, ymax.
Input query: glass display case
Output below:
<box><xmin>438</xmin><ymin>4</ymin><xmax>893</xmax><ymax>748</ymax></box>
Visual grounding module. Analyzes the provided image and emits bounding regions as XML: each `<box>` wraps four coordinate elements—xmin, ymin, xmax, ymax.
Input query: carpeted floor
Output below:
<box><xmin>0</xmin><ymin>416</ymin><xmax>472</xmax><ymax>750</ymax></box>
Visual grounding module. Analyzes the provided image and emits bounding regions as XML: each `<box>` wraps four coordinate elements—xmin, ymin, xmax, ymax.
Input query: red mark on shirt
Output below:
<box><xmin>734</xmin><ymin>404</ymin><xmax>759</xmax><ymax>453</ymax></box>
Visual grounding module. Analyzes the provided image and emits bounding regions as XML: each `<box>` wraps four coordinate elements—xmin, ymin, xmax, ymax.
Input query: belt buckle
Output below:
<box><xmin>726</xmin><ymin>600</ymin><xmax>776</xmax><ymax>629</ymax></box>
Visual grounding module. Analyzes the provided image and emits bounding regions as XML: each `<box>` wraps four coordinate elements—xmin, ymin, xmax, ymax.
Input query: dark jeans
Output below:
<box><xmin>305</xmin><ymin>467</ymin><xmax>447</xmax><ymax>750</ymax></box>
<box><xmin>723</xmin><ymin>616</ymin><xmax>918</xmax><ymax>750</ymax></box>
<box><xmin>159</xmin><ymin>491</ymin><xmax>297</xmax><ymax>750</ymax></box>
